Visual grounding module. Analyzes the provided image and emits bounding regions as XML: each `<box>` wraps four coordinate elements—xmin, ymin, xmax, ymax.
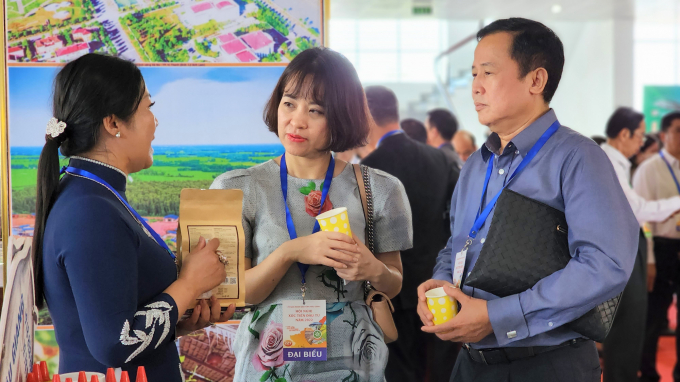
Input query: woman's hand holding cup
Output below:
<box><xmin>286</xmin><ymin>231</ymin><xmax>360</xmax><ymax>269</ymax></box>
<box><xmin>334</xmin><ymin>233</ymin><xmax>381</xmax><ymax>281</ymax></box>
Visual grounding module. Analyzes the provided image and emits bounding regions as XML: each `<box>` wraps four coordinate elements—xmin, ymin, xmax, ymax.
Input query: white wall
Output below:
<box><xmin>550</xmin><ymin>21</ymin><xmax>615</xmax><ymax>140</ymax></box>
<box><xmin>331</xmin><ymin>18</ymin><xmax>628</xmax><ymax>144</ymax></box>
<box><xmin>633</xmin><ymin>21</ymin><xmax>680</xmax><ymax>114</ymax></box>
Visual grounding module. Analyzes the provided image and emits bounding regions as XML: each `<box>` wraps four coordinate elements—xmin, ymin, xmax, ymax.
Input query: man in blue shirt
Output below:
<box><xmin>417</xmin><ymin>18</ymin><xmax>639</xmax><ymax>381</ymax></box>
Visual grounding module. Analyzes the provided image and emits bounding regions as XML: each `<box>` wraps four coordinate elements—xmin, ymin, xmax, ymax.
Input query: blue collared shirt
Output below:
<box><xmin>433</xmin><ymin>109</ymin><xmax>638</xmax><ymax>348</ymax></box>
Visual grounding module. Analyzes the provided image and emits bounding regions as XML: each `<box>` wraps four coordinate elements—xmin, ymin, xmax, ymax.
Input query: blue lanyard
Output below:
<box><xmin>467</xmin><ymin>120</ymin><xmax>561</xmax><ymax>245</ymax></box>
<box><xmin>280</xmin><ymin>153</ymin><xmax>335</xmax><ymax>284</ymax></box>
<box><xmin>660</xmin><ymin>151</ymin><xmax>680</xmax><ymax>194</ymax></box>
<box><xmin>61</xmin><ymin>166</ymin><xmax>176</xmax><ymax>260</ymax></box>
<box><xmin>377</xmin><ymin>130</ymin><xmax>403</xmax><ymax>148</ymax></box>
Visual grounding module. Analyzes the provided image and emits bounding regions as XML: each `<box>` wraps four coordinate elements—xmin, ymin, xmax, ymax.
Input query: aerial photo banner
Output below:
<box><xmin>4</xmin><ymin>0</ymin><xmax>327</xmax><ymax>379</ymax></box>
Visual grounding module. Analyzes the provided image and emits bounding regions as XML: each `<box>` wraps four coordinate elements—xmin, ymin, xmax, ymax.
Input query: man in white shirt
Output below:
<box><xmin>601</xmin><ymin>108</ymin><xmax>680</xmax><ymax>382</ymax></box>
<box><xmin>633</xmin><ymin>111</ymin><xmax>680</xmax><ymax>382</ymax></box>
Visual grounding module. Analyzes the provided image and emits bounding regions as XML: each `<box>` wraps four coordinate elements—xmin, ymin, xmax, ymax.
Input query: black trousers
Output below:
<box><xmin>449</xmin><ymin>340</ymin><xmax>601</xmax><ymax>382</ymax></box>
<box><xmin>386</xmin><ymin>308</ymin><xmax>461</xmax><ymax>382</ymax></box>
<box><xmin>640</xmin><ymin>237</ymin><xmax>680</xmax><ymax>382</ymax></box>
<box><xmin>603</xmin><ymin>229</ymin><xmax>647</xmax><ymax>382</ymax></box>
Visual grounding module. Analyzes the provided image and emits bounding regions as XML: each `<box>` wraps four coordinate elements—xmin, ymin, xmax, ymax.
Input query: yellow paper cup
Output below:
<box><xmin>316</xmin><ymin>207</ymin><xmax>352</xmax><ymax>237</ymax></box>
<box><xmin>426</xmin><ymin>287</ymin><xmax>458</xmax><ymax>325</ymax></box>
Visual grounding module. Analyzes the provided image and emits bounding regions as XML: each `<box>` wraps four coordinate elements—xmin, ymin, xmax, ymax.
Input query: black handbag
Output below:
<box><xmin>464</xmin><ymin>188</ymin><xmax>621</xmax><ymax>342</ymax></box>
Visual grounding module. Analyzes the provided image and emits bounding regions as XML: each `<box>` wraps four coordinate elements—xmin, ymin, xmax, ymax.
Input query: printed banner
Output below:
<box><xmin>643</xmin><ymin>86</ymin><xmax>680</xmax><ymax>133</ymax></box>
<box><xmin>178</xmin><ymin>323</ymin><xmax>239</xmax><ymax>382</ymax></box>
<box><xmin>7</xmin><ymin>0</ymin><xmax>323</xmax><ymax>64</ymax></box>
<box><xmin>0</xmin><ymin>237</ymin><xmax>37</xmax><ymax>382</ymax></box>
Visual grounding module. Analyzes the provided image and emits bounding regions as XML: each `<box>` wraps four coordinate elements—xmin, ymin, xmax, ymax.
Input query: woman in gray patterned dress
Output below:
<box><xmin>211</xmin><ymin>48</ymin><xmax>413</xmax><ymax>382</ymax></box>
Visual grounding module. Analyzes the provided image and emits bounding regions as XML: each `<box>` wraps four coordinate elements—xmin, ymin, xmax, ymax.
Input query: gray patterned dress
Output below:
<box><xmin>210</xmin><ymin>160</ymin><xmax>413</xmax><ymax>382</ymax></box>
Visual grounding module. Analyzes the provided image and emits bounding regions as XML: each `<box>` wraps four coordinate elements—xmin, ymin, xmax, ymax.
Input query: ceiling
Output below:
<box><xmin>329</xmin><ymin>0</ymin><xmax>680</xmax><ymax>22</ymax></box>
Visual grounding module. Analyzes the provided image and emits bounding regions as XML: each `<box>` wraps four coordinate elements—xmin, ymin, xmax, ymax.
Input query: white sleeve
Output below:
<box><xmin>633</xmin><ymin>164</ymin><xmax>657</xmax><ymax>200</ymax></box>
<box><xmin>619</xmin><ymin>166</ymin><xmax>680</xmax><ymax>223</ymax></box>
<box><xmin>633</xmin><ymin>164</ymin><xmax>674</xmax><ymax>265</ymax></box>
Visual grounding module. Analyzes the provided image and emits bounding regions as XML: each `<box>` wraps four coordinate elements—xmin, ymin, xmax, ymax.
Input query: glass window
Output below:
<box><xmin>330</xmin><ymin>18</ymin><xmax>449</xmax><ymax>83</ymax></box>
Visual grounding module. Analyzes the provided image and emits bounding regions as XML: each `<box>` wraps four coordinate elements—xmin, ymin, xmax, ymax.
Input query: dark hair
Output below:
<box><xmin>400</xmin><ymin>118</ymin><xmax>427</xmax><ymax>143</ymax></box>
<box><xmin>640</xmin><ymin>134</ymin><xmax>660</xmax><ymax>152</ymax></box>
<box><xmin>263</xmin><ymin>48</ymin><xmax>369</xmax><ymax>152</ymax></box>
<box><xmin>33</xmin><ymin>54</ymin><xmax>145</xmax><ymax>308</ymax></box>
<box><xmin>427</xmin><ymin>108</ymin><xmax>458</xmax><ymax>140</ymax></box>
<box><xmin>661</xmin><ymin>111</ymin><xmax>680</xmax><ymax>132</ymax></box>
<box><xmin>477</xmin><ymin>18</ymin><xmax>565</xmax><ymax>103</ymax></box>
<box><xmin>605</xmin><ymin>107</ymin><xmax>644</xmax><ymax>139</ymax></box>
<box><xmin>365</xmin><ymin>86</ymin><xmax>399</xmax><ymax>126</ymax></box>
<box><xmin>591</xmin><ymin>135</ymin><xmax>607</xmax><ymax>146</ymax></box>
<box><xmin>457</xmin><ymin>130</ymin><xmax>476</xmax><ymax>147</ymax></box>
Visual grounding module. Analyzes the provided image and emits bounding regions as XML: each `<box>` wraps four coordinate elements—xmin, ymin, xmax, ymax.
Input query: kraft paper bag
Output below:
<box><xmin>177</xmin><ymin>189</ymin><xmax>246</xmax><ymax>308</ymax></box>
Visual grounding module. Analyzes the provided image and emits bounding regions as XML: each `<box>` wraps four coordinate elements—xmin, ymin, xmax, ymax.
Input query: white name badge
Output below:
<box><xmin>282</xmin><ymin>300</ymin><xmax>327</xmax><ymax>361</ymax></box>
<box><xmin>452</xmin><ymin>249</ymin><xmax>467</xmax><ymax>288</ymax></box>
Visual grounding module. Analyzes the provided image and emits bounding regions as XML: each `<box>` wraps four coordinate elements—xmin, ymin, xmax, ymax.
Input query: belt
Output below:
<box><xmin>463</xmin><ymin>338</ymin><xmax>585</xmax><ymax>365</ymax></box>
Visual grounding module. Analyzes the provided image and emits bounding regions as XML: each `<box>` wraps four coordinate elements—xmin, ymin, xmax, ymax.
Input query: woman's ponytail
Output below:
<box><xmin>32</xmin><ymin>135</ymin><xmax>63</xmax><ymax>309</ymax></box>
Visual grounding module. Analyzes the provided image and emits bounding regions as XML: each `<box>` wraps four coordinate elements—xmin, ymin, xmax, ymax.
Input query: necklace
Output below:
<box><xmin>70</xmin><ymin>156</ymin><xmax>127</xmax><ymax>179</ymax></box>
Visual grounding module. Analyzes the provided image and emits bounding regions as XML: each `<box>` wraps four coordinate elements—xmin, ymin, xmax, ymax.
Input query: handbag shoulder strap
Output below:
<box><xmin>353</xmin><ymin>164</ymin><xmax>374</xmax><ymax>253</ymax></box>
<box><xmin>354</xmin><ymin>164</ymin><xmax>380</xmax><ymax>296</ymax></box>
<box><xmin>353</xmin><ymin>164</ymin><xmax>369</xmax><ymax>228</ymax></box>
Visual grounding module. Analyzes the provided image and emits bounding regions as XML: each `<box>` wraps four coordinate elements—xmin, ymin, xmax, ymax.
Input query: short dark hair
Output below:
<box><xmin>365</xmin><ymin>86</ymin><xmax>399</xmax><ymax>126</ymax></box>
<box><xmin>661</xmin><ymin>111</ymin><xmax>680</xmax><ymax>132</ymax></box>
<box><xmin>477</xmin><ymin>18</ymin><xmax>565</xmax><ymax>103</ymax></box>
<box><xmin>400</xmin><ymin>118</ymin><xmax>427</xmax><ymax>143</ymax></box>
<box><xmin>591</xmin><ymin>135</ymin><xmax>607</xmax><ymax>146</ymax></box>
<box><xmin>640</xmin><ymin>134</ymin><xmax>660</xmax><ymax>152</ymax></box>
<box><xmin>263</xmin><ymin>47</ymin><xmax>369</xmax><ymax>152</ymax></box>
<box><xmin>427</xmin><ymin>109</ymin><xmax>458</xmax><ymax>140</ymax></box>
<box><xmin>605</xmin><ymin>107</ymin><xmax>644</xmax><ymax>139</ymax></box>
<box><xmin>457</xmin><ymin>130</ymin><xmax>476</xmax><ymax>147</ymax></box>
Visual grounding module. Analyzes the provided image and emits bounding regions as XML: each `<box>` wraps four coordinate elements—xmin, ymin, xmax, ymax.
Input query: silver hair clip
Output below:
<box><xmin>46</xmin><ymin>117</ymin><xmax>67</xmax><ymax>138</ymax></box>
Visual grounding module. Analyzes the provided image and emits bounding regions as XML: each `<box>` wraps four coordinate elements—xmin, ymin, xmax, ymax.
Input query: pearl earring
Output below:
<box><xmin>116</xmin><ymin>132</ymin><xmax>121</xmax><ymax>138</ymax></box>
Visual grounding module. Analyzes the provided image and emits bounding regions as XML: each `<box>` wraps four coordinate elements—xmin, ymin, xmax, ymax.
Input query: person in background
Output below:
<box><xmin>334</xmin><ymin>148</ymin><xmax>361</xmax><ymax>164</ymax></box>
<box><xmin>355</xmin><ymin>144</ymin><xmax>375</xmax><ymax>161</ymax></box>
<box><xmin>425</xmin><ymin>108</ymin><xmax>464</xmax><ymax>168</ymax></box>
<box><xmin>632</xmin><ymin>134</ymin><xmax>661</xmax><ymax>173</ymax></box>
<box><xmin>600</xmin><ymin>107</ymin><xmax>680</xmax><ymax>382</ymax></box>
<box><xmin>361</xmin><ymin>85</ymin><xmax>460</xmax><ymax>382</ymax></box>
<box><xmin>418</xmin><ymin>18</ymin><xmax>638</xmax><ymax>382</ymax></box>
<box><xmin>452</xmin><ymin>130</ymin><xmax>478</xmax><ymax>163</ymax></box>
<box><xmin>634</xmin><ymin>111</ymin><xmax>680</xmax><ymax>382</ymax></box>
<box><xmin>591</xmin><ymin>135</ymin><xmax>607</xmax><ymax>146</ymax></box>
<box><xmin>401</xmin><ymin>118</ymin><xmax>428</xmax><ymax>143</ymax></box>
<box><xmin>35</xmin><ymin>54</ymin><xmax>233</xmax><ymax>382</ymax></box>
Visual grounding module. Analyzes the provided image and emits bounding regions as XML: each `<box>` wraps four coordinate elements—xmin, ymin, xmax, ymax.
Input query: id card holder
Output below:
<box><xmin>452</xmin><ymin>249</ymin><xmax>467</xmax><ymax>288</ymax></box>
<box><xmin>282</xmin><ymin>300</ymin><xmax>327</xmax><ymax>361</ymax></box>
